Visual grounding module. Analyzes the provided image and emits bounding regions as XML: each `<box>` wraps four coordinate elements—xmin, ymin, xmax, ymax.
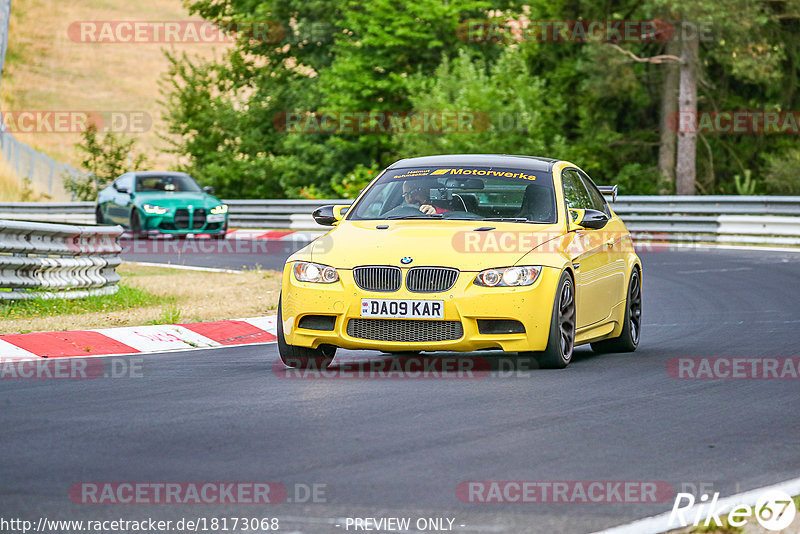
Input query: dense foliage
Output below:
<box><xmin>162</xmin><ymin>0</ymin><xmax>800</xmax><ymax>197</ymax></box>
<box><xmin>65</xmin><ymin>124</ymin><xmax>148</xmax><ymax>200</ymax></box>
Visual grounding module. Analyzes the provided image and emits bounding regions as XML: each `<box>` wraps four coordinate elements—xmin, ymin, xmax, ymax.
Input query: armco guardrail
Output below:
<box><xmin>0</xmin><ymin>201</ymin><xmax>96</xmax><ymax>224</ymax></box>
<box><xmin>614</xmin><ymin>195</ymin><xmax>800</xmax><ymax>245</ymax></box>
<box><xmin>1</xmin><ymin>196</ymin><xmax>799</xmax><ymax>245</ymax></box>
<box><xmin>0</xmin><ymin>220</ymin><xmax>123</xmax><ymax>300</ymax></box>
<box><xmin>224</xmin><ymin>199</ymin><xmax>350</xmax><ymax>229</ymax></box>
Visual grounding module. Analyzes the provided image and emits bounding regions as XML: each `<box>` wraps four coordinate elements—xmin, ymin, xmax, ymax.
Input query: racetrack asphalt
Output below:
<box><xmin>119</xmin><ymin>236</ymin><xmax>308</xmax><ymax>271</ymax></box>
<box><xmin>2</xmin><ymin>247</ymin><xmax>800</xmax><ymax>533</ymax></box>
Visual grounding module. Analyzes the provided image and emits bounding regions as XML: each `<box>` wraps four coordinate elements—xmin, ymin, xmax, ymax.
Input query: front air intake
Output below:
<box><xmin>353</xmin><ymin>266</ymin><xmax>402</xmax><ymax>292</ymax></box>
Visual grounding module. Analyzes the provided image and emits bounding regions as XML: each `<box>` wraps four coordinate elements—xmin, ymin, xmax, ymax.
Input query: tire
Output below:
<box><xmin>213</xmin><ymin>222</ymin><xmax>228</xmax><ymax>240</ymax></box>
<box><xmin>95</xmin><ymin>207</ymin><xmax>104</xmax><ymax>224</ymax></box>
<box><xmin>129</xmin><ymin>209</ymin><xmax>143</xmax><ymax>238</ymax></box>
<box><xmin>519</xmin><ymin>271</ymin><xmax>576</xmax><ymax>369</ymax></box>
<box><xmin>591</xmin><ymin>267</ymin><xmax>641</xmax><ymax>354</ymax></box>
<box><xmin>277</xmin><ymin>296</ymin><xmax>336</xmax><ymax>369</ymax></box>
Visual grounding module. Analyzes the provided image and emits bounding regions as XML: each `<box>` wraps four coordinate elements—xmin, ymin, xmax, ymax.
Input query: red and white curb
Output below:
<box><xmin>122</xmin><ymin>229</ymin><xmax>325</xmax><ymax>241</ymax></box>
<box><xmin>225</xmin><ymin>229</ymin><xmax>324</xmax><ymax>241</ymax></box>
<box><xmin>0</xmin><ymin>316</ymin><xmax>278</xmax><ymax>361</ymax></box>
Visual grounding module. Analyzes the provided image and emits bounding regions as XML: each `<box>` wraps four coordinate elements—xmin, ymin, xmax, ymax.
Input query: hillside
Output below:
<box><xmin>1</xmin><ymin>0</ymin><xmax>228</xmax><ymax>199</ymax></box>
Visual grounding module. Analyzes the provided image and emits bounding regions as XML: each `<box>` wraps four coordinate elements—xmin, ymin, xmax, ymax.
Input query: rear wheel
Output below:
<box><xmin>277</xmin><ymin>296</ymin><xmax>336</xmax><ymax>369</ymax></box>
<box><xmin>519</xmin><ymin>271</ymin><xmax>576</xmax><ymax>369</ymax></box>
<box><xmin>591</xmin><ymin>267</ymin><xmax>641</xmax><ymax>353</ymax></box>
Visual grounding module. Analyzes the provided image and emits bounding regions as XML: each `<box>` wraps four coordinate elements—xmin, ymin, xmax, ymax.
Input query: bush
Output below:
<box><xmin>763</xmin><ymin>148</ymin><xmax>800</xmax><ymax>194</ymax></box>
<box><xmin>64</xmin><ymin>124</ymin><xmax>148</xmax><ymax>200</ymax></box>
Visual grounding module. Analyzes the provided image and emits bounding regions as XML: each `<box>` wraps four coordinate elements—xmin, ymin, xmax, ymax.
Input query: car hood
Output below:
<box><xmin>133</xmin><ymin>192</ymin><xmax>221</xmax><ymax>208</ymax></box>
<box><xmin>304</xmin><ymin>220</ymin><xmax>566</xmax><ymax>271</ymax></box>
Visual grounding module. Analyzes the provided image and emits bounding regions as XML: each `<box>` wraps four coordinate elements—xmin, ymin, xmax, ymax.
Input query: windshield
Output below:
<box><xmin>348</xmin><ymin>166</ymin><xmax>557</xmax><ymax>223</ymax></box>
<box><xmin>135</xmin><ymin>174</ymin><xmax>202</xmax><ymax>193</ymax></box>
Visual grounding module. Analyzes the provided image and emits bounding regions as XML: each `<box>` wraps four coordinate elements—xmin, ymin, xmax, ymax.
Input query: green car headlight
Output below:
<box><xmin>474</xmin><ymin>266</ymin><xmax>542</xmax><ymax>287</ymax></box>
<box><xmin>210</xmin><ymin>204</ymin><xmax>228</xmax><ymax>214</ymax></box>
<box><xmin>293</xmin><ymin>261</ymin><xmax>339</xmax><ymax>284</ymax></box>
<box><xmin>142</xmin><ymin>204</ymin><xmax>169</xmax><ymax>215</ymax></box>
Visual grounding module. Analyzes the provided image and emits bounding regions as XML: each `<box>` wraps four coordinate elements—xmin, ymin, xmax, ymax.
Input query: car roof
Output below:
<box><xmin>132</xmin><ymin>171</ymin><xmax>192</xmax><ymax>178</ymax></box>
<box><xmin>388</xmin><ymin>154</ymin><xmax>559</xmax><ymax>172</ymax></box>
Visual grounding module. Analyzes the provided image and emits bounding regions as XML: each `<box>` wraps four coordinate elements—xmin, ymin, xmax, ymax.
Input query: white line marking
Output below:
<box><xmin>591</xmin><ymin>476</ymin><xmax>800</xmax><ymax>534</ymax></box>
<box><xmin>123</xmin><ymin>261</ymin><xmax>245</xmax><ymax>274</ymax></box>
<box><xmin>676</xmin><ymin>267</ymin><xmax>752</xmax><ymax>274</ymax></box>
<box><xmin>637</xmin><ymin>242</ymin><xmax>800</xmax><ymax>254</ymax></box>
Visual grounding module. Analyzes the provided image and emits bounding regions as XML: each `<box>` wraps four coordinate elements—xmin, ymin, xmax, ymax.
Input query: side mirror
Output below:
<box><xmin>312</xmin><ymin>205</ymin><xmax>349</xmax><ymax>226</ymax></box>
<box><xmin>115</xmin><ymin>185</ymin><xmax>130</xmax><ymax>194</ymax></box>
<box><xmin>203</xmin><ymin>186</ymin><xmax>215</xmax><ymax>195</ymax></box>
<box><xmin>568</xmin><ymin>208</ymin><xmax>609</xmax><ymax>230</ymax></box>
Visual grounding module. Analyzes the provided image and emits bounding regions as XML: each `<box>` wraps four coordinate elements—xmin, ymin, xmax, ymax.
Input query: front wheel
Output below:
<box><xmin>212</xmin><ymin>223</ymin><xmax>228</xmax><ymax>239</ymax></box>
<box><xmin>591</xmin><ymin>267</ymin><xmax>641</xmax><ymax>353</ymax></box>
<box><xmin>277</xmin><ymin>296</ymin><xmax>336</xmax><ymax>369</ymax></box>
<box><xmin>129</xmin><ymin>209</ymin><xmax>144</xmax><ymax>238</ymax></box>
<box><xmin>518</xmin><ymin>271</ymin><xmax>576</xmax><ymax>369</ymax></box>
<box><xmin>95</xmin><ymin>207</ymin><xmax>105</xmax><ymax>224</ymax></box>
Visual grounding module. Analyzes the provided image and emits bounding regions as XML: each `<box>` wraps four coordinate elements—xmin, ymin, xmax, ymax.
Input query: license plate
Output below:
<box><xmin>206</xmin><ymin>214</ymin><xmax>226</xmax><ymax>223</ymax></box>
<box><xmin>360</xmin><ymin>298</ymin><xmax>444</xmax><ymax>319</ymax></box>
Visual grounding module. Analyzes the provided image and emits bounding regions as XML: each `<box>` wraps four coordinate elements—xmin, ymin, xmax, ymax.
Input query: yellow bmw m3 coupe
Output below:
<box><xmin>278</xmin><ymin>154</ymin><xmax>642</xmax><ymax>369</ymax></box>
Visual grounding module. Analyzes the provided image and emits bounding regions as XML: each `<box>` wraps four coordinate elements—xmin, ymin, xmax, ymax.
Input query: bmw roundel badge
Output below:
<box><xmin>400</xmin><ymin>257</ymin><xmax>413</xmax><ymax>265</ymax></box>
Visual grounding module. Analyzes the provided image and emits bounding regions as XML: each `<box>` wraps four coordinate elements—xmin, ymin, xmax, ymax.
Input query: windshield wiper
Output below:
<box><xmin>386</xmin><ymin>214</ymin><xmax>444</xmax><ymax>220</ymax></box>
<box><xmin>481</xmin><ymin>217</ymin><xmax>531</xmax><ymax>222</ymax></box>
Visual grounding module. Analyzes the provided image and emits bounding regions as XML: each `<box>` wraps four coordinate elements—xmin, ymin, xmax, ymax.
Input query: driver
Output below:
<box><xmin>402</xmin><ymin>180</ymin><xmax>449</xmax><ymax>214</ymax></box>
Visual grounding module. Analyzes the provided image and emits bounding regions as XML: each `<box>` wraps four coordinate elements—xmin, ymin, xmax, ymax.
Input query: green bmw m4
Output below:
<box><xmin>96</xmin><ymin>171</ymin><xmax>229</xmax><ymax>239</ymax></box>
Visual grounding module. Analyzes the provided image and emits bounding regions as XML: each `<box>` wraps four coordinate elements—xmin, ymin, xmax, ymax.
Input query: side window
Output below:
<box><xmin>578</xmin><ymin>170</ymin><xmax>609</xmax><ymax>215</ymax></box>
<box><xmin>561</xmin><ymin>169</ymin><xmax>592</xmax><ymax>210</ymax></box>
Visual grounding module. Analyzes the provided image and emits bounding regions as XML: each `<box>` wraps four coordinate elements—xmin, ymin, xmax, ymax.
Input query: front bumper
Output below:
<box><xmin>141</xmin><ymin>210</ymin><xmax>227</xmax><ymax>234</ymax></box>
<box><xmin>280</xmin><ymin>264</ymin><xmax>561</xmax><ymax>353</ymax></box>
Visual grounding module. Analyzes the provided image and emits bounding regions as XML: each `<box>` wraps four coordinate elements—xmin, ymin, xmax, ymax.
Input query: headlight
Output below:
<box><xmin>474</xmin><ymin>266</ymin><xmax>541</xmax><ymax>287</ymax></box>
<box><xmin>293</xmin><ymin>261</ymin><xmax>339</xmax><ymax>283</ymax></box>
<box><xmin>142</xmin><ymin>204</ymin><xmax>169</xmax><ymax>215</ymax></box>
<box><xmin>210</xmin><ymin>204</ymin><xmax>228</xmax><ymax>214</ymax></box>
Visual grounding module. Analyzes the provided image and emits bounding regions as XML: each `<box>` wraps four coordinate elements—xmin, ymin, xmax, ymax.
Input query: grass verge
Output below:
<box><xmin>0</xmin><ymin>263</ymin><xmax>281</xmax><ymax>334</ymax></box>
<box><xmin>2</xmin><ymin>0</ymin><xmax>230</xmax><ymax>199</ymax></box>
<box><xmin>0</xmin><ymin>152</ymin><xmax>49</xmax><ymax>201</ymax></box>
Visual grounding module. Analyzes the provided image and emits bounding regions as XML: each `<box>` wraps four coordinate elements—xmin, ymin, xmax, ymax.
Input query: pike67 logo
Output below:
<box><xmin>669</xmin><ymin>489</ymin><xmax>797</xmax><ymax>531</ymax></box>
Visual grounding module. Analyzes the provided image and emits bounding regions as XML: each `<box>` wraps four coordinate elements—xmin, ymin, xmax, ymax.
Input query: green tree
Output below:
<box><xmin>64</xmin><ymin>123</ymin><xmax>148</xmax><ymax>200</ymax></box>
<box><xmin>164</xmin><ymin>0</ymin><xmax>501</xmax><ymax>198</ymax></box>
<box><xmin>163</xmin><ymin>0</ymin><xmax>800</xmax><ymax>197</ymax></box>
<box><xmin>396</xmin><ymin>48</ymin><xmax>567</xmax><ymax>158</ymax></box>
